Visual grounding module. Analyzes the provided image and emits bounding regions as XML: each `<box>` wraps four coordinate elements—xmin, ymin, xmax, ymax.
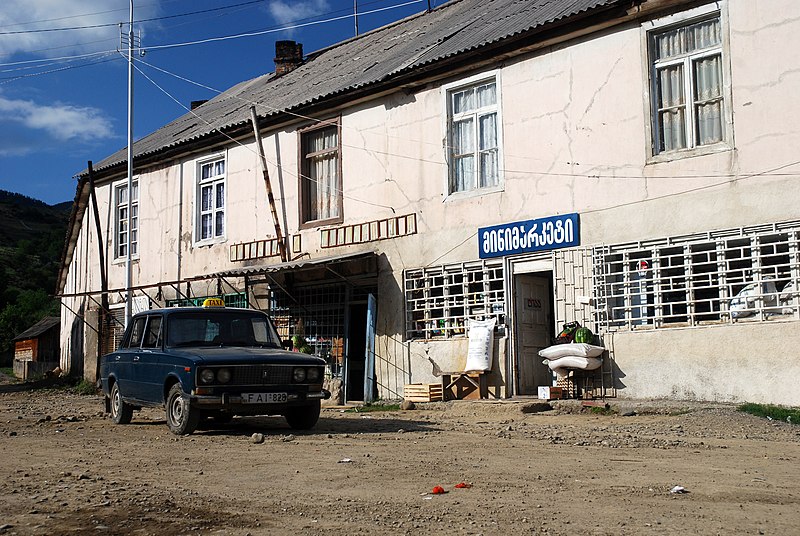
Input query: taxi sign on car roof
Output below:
<box><xmin>202</xmin><ymin>298</ymin><xmax>226</xmax><ymax>307</ymax></box>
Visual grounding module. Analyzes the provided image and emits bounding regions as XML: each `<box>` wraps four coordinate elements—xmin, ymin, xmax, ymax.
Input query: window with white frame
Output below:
<box><xmin>114</xmin><ymin>179</ymin><xmax>138</xmax><ymax>259</ymax></box>
<box><xmin>405</xmin><ymin>260</ymin><xmax>506</xmax><ymax>340</ymax></box>
<box><xmin>196</xmin><ymin>156</ymin><xmax>225</xmax><ymax>242</ymax></box>
<box><xmin>300</xmin><ymin>121</ymin><xmax>341</xmax><ymax>226</ymax></box>
<box><xmin>649</xmin><ymin>13</ymin><xmax>726</xmax><ymax>155</ymax></box>
<box><xmin>447</xmin><ymin>77</ymin><xmax>501</xmax><ymax>193</ymax></box>
<box><xmin>594</xmin><ymin>223</ymin><xmax>800</xmax><ymax>330</ymax></box>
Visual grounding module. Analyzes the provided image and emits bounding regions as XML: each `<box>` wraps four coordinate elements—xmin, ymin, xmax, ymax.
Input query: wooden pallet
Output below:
<box><xmin>404</xmin><ymin>383</ymin><xmax>444</xmax><ymax>402</ymax></box>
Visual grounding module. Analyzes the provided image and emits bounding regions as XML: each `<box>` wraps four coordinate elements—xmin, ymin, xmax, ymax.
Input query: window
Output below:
<box><xmin>142</xmin><ymin>316</ymin><xmax>162</xmax><ymax>348</ymax></box>
<box><xmin>125</xmin><ymin>316</ymin><xmax>146</xmax><ymax>348</ymax></box>
<box><xmin>649</xmin><ymin>14</ymin><xmax>726</xmax><ymax>155</ymax></box>
<box><xmin>114</xmin><ymin>179</ymin><xmax>138</xmax><ymax>258</ymax></box>
<box><xmin>594</xmin><ymin>223</ymin><xmax>800</xmax><ymax>330</ymax></box>
<box><xmin>300</xmin><ymin>121</ymin><xmax>341</xmax><ymax>225</ymax></box>
<box><xmin>196</xmin><ymin>156</ymin><xmax>225</xmax><ymax>242</ymax></box>
<box><xmin>405</xmin><ymin>260</ymin><xmax>506</xmax><ymax>340</ymax></box>
<box><xmin>446</xmin><ymin>77</ymin><xmax>500</xmax><ymax>193</ymax></box>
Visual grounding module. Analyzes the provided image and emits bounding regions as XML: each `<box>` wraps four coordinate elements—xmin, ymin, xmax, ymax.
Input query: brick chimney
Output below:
<box><xmin>274</xmin><ymin>40</ymin><xmax>303</xmax><ymax>76</ymax></box>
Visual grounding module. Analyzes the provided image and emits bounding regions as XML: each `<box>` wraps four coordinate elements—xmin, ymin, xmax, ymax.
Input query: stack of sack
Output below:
<box><xmin>538</xmin><ymin>323</ymin><xmax>604</xmax><ymax>379</ymax></box>
<box><xmin>539</xmin><ymin>343</ymin><xmax>604</xmax><ymax>379</ymax></box>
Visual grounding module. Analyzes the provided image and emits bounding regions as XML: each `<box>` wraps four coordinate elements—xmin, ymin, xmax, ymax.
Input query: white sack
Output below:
<box><xmin>538</xmin><ymin>343</ymin><xmax>604</xmax><ymax>360</ymax></box>
<box><xmin>464</xmin><ymin>318</ymin><xmax>496</xmax><ymax>372</ymax></box>
<box><xmin>544</xmin><ymin>356</ymin><xmax>603</xmax><ymax>371</ymax></box>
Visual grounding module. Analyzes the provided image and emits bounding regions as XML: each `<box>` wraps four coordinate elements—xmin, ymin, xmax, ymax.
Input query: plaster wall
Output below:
<box><xmin>607</xmin><ymin>320</ymin><xmax>800</xmax><ymax>405</ymax></box>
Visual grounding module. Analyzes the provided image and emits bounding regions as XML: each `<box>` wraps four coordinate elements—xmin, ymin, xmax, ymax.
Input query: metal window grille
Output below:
<box><xmin>266</xmin><ymin>284</ymin><xmax>346</xmax><ymax>360</ymax></box>
<box><xmin>594</xmin><ymin>222</ymin><xmax>800</xmax><ymax>330</ymax></box>
<box><xmin>405</xmin><ymin>260</ymin><xmax>505</xmax><ymax>340</ymax></box>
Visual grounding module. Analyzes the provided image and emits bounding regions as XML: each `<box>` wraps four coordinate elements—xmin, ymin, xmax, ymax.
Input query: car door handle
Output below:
<box><xmin>133</xmin><ymin>356</ymin><xmax>140</xmax><ymax>362</ymax></box>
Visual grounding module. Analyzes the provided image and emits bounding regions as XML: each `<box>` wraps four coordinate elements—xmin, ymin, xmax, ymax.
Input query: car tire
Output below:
<box><xmin>284</xmin><ymin>401</ymin><xmax>321</xmax><ymax>430</ymax></box>
<box><xmin>166</xmin><ymin>384</ymin><xmax>200</xmax><ymax>435</ymax></box>
<box><xmin>110</xmin><ymin>382</ymin><xmax>133</xmax><ymax>425</ymax></box>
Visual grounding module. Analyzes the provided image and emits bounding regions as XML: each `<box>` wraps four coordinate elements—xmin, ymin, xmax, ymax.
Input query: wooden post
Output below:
<box><xmin>88</xmin><ymin>161</ymin><xmax>109</xmax><ymax>377</ymax></box>
<box><xmin>249</xmin><ymin>106</ymin><xmax>288</xmax><ymax>262</ymax></box>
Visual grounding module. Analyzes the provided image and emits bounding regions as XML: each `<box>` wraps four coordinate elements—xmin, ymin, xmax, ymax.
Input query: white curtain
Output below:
<box><xmin>479</xmin><ymin>112</ymin><xmax>498</xmax><ymax>187</ymax></box>
<box><xmin>307</xmin><ymin>127</ymin><xmax>339</xmax><ymax>221</ymax></box>
<box><xmin>694</xmin><ymin>54</ymin><xmax>723</xmax><ymax>145</ymax></box>
<box><xmin>658</xmin><ymin>64</ymin><xmax>686</xmax><ymax>152</ymax></box>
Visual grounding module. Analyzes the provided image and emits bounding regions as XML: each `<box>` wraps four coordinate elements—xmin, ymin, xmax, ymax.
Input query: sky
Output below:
<box><xmin>0</xmin><ymin>0</ymin><xmax>436</xmax><ymax>205</ymax></box>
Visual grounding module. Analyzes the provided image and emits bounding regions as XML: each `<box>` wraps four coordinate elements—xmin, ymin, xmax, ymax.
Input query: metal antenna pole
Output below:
<box><xmin>354</xmin><ymin>0</ymin><xmax>359</xmax><ymax>36</ymax></box>
<box><xmin>125</xmin><ymin>0</ymin><xmax>134</xmax><ymax>326</ymax></box>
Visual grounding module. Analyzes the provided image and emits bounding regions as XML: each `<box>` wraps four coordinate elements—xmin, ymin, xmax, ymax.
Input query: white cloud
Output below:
<box><xmin>268</xmin><ymin>0</ymin><xmax>331</xmax><ymax>34</ymax></box>
<box><xmin>0</xmin><ymin>0</ymin><xmax>160</xmax><ymax>58</ymax></box>
<box><xmin>0</xmin><ymin>94</ymin><xmax>113</xmax><ymax>155</ymax></box>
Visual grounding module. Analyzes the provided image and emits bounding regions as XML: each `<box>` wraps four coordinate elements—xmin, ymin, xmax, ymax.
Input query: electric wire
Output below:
<box><xmin>130</xmin><ymin>54</ymin><xmax>399</xmax><ymax>214</ymax></box>
<box><xmin>0</xmin><ymin>53</ymin><xmax>118</xmax><ymax>83</ymax></box>
<box><xmin>136</xmin><ymin>57</ymin><xmax>800</xmax><ymax>182</ymax></box>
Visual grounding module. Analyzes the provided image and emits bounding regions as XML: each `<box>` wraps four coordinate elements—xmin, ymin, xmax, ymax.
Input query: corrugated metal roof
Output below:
<box><xmin>13</xmin><ymin>317</ymin><xmax>60</xmax><ymax>342</ymax></box>
<box><xmin>212</xmin><ymin>251</ymin><xmax>376</xmax><ymax>278</ymax></box>
<box><xmin>87</xmin><ymin>0</ymin><xmax>622</xmax><ymax>176</ymax></box>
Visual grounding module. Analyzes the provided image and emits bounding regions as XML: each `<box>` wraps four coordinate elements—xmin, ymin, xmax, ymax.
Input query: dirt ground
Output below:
<box><xmin>1</xmin><ymin>378</ymin><xmax>799</xmax><ymax>536</ymax></box>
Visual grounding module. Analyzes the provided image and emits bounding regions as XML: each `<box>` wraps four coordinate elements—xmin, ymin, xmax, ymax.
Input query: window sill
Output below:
<box><xmin>193</xmin><ymin>237</ymin><xmax>226</xmax><ymax>248</ymax></box>
<box><xmin>646</xmin><ymin>142</ymin><xmax>732</xmax><ymax>165</ymax></box>
<box><xmin>444</xmin><ymin>184</ymin><xmax>504</xmax><ymax>202</ymax></box>
<box><xmin>112</xmin><ymin>256</ymin><xmax>139</xmax><ymax>265</ymax></box>
<box><xmin>299</xmin><ymin>216</ymin><xmax>344</xmax><ymax>230</ymax></box>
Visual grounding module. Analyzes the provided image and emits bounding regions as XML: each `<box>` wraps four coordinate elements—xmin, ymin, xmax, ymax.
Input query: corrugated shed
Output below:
<box><xmin>13</xmin><ymin>317</ymin><xmax>60</xmax><ymax>342</ymax></box>
<box><xmin>86</xmin><ymin>0</ymin><xmax>622</xmax><ymax>176</ymax></box>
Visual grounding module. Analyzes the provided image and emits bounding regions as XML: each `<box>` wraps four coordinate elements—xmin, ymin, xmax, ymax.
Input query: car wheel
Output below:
<box><xmin>284</xmin><ymin>401</ymin><xmax>321</xmax><ymax>430</ymax></box>
<box><xmin>110</xmin><ymin>382</ymin><xmax>133</xmax><ymax>425</ymax></box>
<box><xmin>165</xmin><ymin>384</ymin><xmax>200</xmax><ymax>435</ymax></box>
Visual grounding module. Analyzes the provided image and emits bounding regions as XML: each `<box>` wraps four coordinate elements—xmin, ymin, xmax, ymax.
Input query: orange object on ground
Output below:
<box><xmin>454</xmin><ymin>482</ymin><xmax>473</xmax><ymax>489</ymax></box>
<box><xmin>431</xmin><ymin>486</ymin><xmax>447</xmax><ymax>494</ymax></box>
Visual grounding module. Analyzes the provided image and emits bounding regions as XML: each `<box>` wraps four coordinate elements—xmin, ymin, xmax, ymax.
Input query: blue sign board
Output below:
<box><xmin>478</xmin><ymin>213</ymin><xmax>580</xmax><ymax>259</ymax></box>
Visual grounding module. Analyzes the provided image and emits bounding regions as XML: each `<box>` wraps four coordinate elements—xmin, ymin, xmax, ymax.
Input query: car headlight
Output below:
<box><xmin>306</xmin><ymin>367</ymin><xmax>320</xmax><ymax>382</ymax></box>
<box><xmin>200</xmin><ymin>369</ymin><xmax>215</xmax><ymax>384</ymax></box>
<box><xmin>292</xmin><ymin>367</ymin><xmax>307</xmax><ymax>383</ymax></box>
<box><xmin>217</xmin><ymin>368</ymin><xmax>231</xmax><ymax>384</ymax></box>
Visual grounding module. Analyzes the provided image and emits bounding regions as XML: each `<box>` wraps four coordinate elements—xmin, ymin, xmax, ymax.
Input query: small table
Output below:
<box><xmin>441</xmin><ymin>372</ymin><xmax>488</xmax><ymax>400</ymax></box>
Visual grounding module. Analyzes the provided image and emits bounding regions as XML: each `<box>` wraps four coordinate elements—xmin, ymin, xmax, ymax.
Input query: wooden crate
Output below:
<box><xmin>404</xmin><ymin>383</ymin><xmax>444</xmax><ymax>402</ymax></box>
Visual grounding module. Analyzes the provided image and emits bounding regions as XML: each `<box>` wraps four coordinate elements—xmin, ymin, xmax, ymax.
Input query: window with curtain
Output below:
<box><xmin>114</xmin><ymin>179</ymin><xmax>138</xmax><ymax>258</ymax></box>
<box><xmin>447</xmin><ymin>79</ymin><xmax>500</xmax><ymax>193</ymax></box>
<box><xmin>651</xmin><ymin>15</ymin><xmax>725</xmax><ymax>155</ymax></box>
<box><xmin>196</xmin><ymin>157</ymin><xmax>225</xmax><ymax>242</ymax></box>
<box><xmin>301</xmin><ymin>121</ymin><xmax>341</xmax><ymax>225</ymax></box>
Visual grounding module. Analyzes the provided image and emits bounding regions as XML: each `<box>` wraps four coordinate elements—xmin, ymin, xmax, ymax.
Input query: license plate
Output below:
<box><xmin>242</xmin><ymin>392</ymin><xmax>287</xmax><ymax>404</ymax></box>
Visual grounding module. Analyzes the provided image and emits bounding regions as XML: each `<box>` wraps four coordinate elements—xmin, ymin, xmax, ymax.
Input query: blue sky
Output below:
<box><xmin>0</xmin><ymin>0</ymin><xmax>434</xmax><ymax>205</ymax></box>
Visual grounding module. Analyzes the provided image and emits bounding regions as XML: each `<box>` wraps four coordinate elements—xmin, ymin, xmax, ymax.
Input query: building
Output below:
<box><xmin>13</xmin><ymin>316</ymin><xmax>60</xmax><ymax>380</ymax></box>
<box><xmin>58</xmin><ymin>0</ymin><xmax>800</xmax><ymax>405</ymax></box>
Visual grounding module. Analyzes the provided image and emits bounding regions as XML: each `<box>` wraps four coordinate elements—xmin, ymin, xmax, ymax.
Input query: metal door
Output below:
<box><xmin>514</xmin><ymin>274</ymin><xmax>553</xmax><ymax>395</ymax></box>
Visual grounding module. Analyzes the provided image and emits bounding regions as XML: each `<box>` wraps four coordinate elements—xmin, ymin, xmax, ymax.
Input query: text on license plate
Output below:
<box><xmin>242</xmin><ymin>392</ymin><xmax>287</xmax><ymax>404</ymax></box>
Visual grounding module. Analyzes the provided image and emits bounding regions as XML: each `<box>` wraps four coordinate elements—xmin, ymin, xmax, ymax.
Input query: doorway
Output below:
<box><xmin>513</xmin><ymin>272</ymin><xmax>554</xmax><ymax>395</ymax></box>
<box><xmin>345</xmin><ymin>303</ymin><xmax>367</xmax><ymax>402</ymax></box>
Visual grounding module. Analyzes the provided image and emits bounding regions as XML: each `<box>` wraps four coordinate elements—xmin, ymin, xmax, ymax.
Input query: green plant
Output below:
<box><xmin>0</xmin><ymin>366</ymin><xmax>13</xmax><ymax>376</ymax></box>
<box><xmin>72</xmin><ymin>379</ymin><xmax>98</xmax><ymax>396</ymax></box>
<box><xmin>589</xmin><ymin>405</ymin><xmax>616</xmax><ymax>416</ymax></box>
<box><xmin>345</xmin><ymin>402</ymin><xmax>402</xmax><ymax>413</ymax></box>
<box><xmin>738</xmin><ymin>403</ymin><xmax>800</xmax><ymax>424</ymax></box>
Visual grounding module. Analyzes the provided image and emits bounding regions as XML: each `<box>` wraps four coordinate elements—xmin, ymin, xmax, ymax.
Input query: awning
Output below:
<box><xmin>211</xmin><ymin>251</ymin><xmax>377</xmax><ymax>280</ymax></box>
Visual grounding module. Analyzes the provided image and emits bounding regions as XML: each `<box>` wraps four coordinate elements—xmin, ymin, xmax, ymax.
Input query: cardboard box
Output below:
<box><xmin>538</xmin><ymin>386</ymin><xmax>563</xmax><ymax>400</ymax></box>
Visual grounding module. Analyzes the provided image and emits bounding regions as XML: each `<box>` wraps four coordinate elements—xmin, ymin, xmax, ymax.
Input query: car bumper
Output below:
<box><xmin>189</xmin><ymin>389</ymin><xmax>330</xmax><ymax>408</ymax></box>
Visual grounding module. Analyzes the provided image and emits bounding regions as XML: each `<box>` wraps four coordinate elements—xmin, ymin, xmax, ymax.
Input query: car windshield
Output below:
<box><xmin>166</xmin><ymin>311</ymin><xmax>282</xmax><ymax>348</ymax></box>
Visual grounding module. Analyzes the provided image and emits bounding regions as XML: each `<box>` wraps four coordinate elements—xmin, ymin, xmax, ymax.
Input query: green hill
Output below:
<box><xmin>0</xmin><ymin>190</ymin><xmax>71</xmax><ymax>364</ymax></box>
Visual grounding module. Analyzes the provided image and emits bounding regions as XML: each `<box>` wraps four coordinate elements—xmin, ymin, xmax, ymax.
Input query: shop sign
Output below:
<box><xmin>478</xmin><ymin>213</ymin><xmax>579</xmax><ymax>259</ymax></box>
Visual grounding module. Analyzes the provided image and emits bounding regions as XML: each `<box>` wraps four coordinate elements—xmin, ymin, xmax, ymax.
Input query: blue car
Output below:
<box><xmin>99</xmin><ymin>300</ymin><xmax>330</xmax><ymax>435</ymax></box>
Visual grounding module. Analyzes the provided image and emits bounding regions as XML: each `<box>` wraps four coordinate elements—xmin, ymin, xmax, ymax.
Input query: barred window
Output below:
<box><xmin>405</xmin><ymin>260</ymin><xmax>505</xmax><ymax>340</ymax></box>
<box><xmin>594</xmin><ymin>223</ymin><xmax>800</xmax><ymax>330</ymax></box>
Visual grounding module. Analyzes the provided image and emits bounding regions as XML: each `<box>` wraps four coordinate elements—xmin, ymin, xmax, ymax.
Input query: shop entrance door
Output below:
<box><xmin>514</xmin><ymin>273</ymin><xmax>553</xmax><ymax>395</ymax></box>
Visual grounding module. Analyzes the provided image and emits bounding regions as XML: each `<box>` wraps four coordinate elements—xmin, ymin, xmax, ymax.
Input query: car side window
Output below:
<box><xmin>142</xmin><ymin>316</ymin><xmax>162</xmax><ymax>349</ymax></box>
<box><xmin>127</xmin><ymin>317</ymin><xmax>146</xmax><ymax>348</ymax></box>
